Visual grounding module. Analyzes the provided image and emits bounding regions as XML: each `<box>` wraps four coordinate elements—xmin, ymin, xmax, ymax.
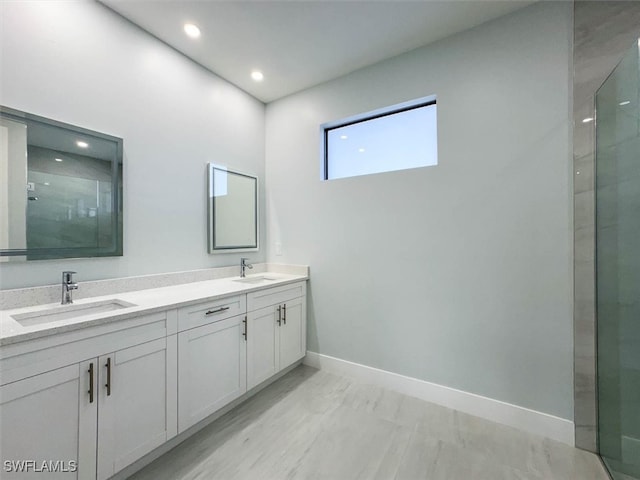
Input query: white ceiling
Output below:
<box><xmin>100</xmin><ymin>0</ymin><xmax>536</xmax><ymax>103</ymax></box>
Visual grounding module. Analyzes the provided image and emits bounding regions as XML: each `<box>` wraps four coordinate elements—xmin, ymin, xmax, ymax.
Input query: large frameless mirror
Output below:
<box><xmin>0</xmin><ymin>107</ymin><xmax>123</xmax><ymax>261</ymax></box>
<box><xmin>207</xmin><ymin>164</ymin><xmax>258</xmax><ymax>253</ymax></box>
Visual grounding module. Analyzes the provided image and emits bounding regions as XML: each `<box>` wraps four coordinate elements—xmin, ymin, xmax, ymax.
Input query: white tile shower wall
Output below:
<box><xmin>266</xmin><ymin>2</ymin><xmax>574</xmax><ymax>421</ymax></box>
<box><xmin>0</xmin><ymin>1</ymin><xmax>265</xmax><ymax>290</ymax></box>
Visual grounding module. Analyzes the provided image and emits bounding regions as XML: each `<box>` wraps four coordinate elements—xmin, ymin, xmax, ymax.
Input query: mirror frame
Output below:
<box><xmin>207</xmin><ymin>164</ymin><xmax>259</xmax><ymax>254</ymax></box>
<box><xmin>0</xmin><ymin>106</ymin><xmax>124</xmax><ymax>260</ymax></box>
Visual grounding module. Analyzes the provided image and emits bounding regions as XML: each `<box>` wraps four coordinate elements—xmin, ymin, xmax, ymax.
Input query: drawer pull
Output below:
<box><xmin>205</xmin><ymin>306</ymin><xmax>230</xmax><ymax>316</ymax></box>
<box><xmin>283</xmin><ymin>304</ymin><xmax>287</xmax><ymax>325</ymax></box>
<box><xmin>105</xmin><ymin>357</ymin><xmax>112</xmax><ymax>396</ymax></box>
<box><xmin>243</xmin><ymin>316</ymin><xmax>247</xmax><ymax>340</ymax></box>
<box><xmin>88</xmin><ymin>363</ymin><xmax>94</xmax><ymax>403</ymax></box>
<box><xmin>277</xmin><ymin>305</ymin><xmax>282</xmax><ymax>326</ymax></box>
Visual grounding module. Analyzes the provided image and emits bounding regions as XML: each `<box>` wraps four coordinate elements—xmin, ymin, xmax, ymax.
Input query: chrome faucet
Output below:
<box><xmin>61</xmin><ymin>271</ymin><xmax>78</xmax><ymax>305</ymax></box>
<box><xmin>240</xmin><ymin>258</ymin><xmax>253</xmax><ymax>278</ymax></box>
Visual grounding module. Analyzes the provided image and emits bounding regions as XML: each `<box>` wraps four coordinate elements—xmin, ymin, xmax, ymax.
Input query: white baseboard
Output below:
<box><xmin>304</xmin><ymin>351</ymin><xmax>575</xmax><ymax>446</ymax></box>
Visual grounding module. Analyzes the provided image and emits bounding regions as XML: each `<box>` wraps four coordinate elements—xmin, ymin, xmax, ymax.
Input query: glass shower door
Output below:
<box><xmin>596</xmin><ymin>39</ymin><xmax>640</xmax><ymax>480</ymax></box>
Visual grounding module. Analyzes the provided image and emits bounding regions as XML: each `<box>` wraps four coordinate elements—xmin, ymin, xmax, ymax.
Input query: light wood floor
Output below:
<box><xmin>129</xmin><ymin>365</ymin><xmax>609</xmax><ymax>480</ymax></box>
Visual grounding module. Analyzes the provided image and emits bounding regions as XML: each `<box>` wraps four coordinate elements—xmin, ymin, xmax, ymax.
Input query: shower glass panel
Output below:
<box><xmin>596</xmin><ymin>39</ymin><xmax>640</xmax><ymax>480</ymax></box>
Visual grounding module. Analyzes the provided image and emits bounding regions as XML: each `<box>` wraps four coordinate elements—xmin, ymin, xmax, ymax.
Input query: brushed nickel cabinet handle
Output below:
<box><xmin>105</xmin><ymin>357</ymin><xmax>112</xmax><ymax>396</ymax></box>
<box><xmin>277</xmin><ymin>305</ymin><xmax>282</xmax><ymax>326</ymax></box>
<box><xmin>88</xmin><ymin>363</ymin><xmax>94</xmax><ymax>403</ymax></box>
<box><xmin>283</xmin><ymin>304</ymin><xmax>287</xmax><ymax>325</ymax></box>
<box><xmin>205</xmin><ymin>306</ymin><xmax>230</xmax><ymax>316</ymax></box>
<box><xmin>243</xmin><ymin>316</ymin><xmax>247</xmax><ymax>340</ymax></box>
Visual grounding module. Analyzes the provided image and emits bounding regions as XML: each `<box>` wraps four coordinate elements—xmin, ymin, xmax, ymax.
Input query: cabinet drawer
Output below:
<box><xmin>247</xmin><ymin>281</ymin><xmax>306</xmax><ymax>312</ymax></box>
<box><xmin>0</xmin><ymin>312</ymin><xmax>169</xmax><ymax>386</ymax></box>
<box><xmin>177</xmin><ymin>295</ymin><xmax>245</xmax><ymax>332</ymax></box>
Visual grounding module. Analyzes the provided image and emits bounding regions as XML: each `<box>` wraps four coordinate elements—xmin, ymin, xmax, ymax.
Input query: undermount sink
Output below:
<box><xmin>233</xmin><ymin>275</ymin><xmax>279</xmax><ymax>284</ymax></box>
<box><xmin>12</xmin><ymin>299</ymin><xmax>137</xmax><ymax>327</ymax></box>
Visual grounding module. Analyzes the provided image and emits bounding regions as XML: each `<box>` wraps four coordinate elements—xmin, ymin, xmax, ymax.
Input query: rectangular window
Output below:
<box><xmin>322</xmin><ymin>97</ymin><xmax>437</xmax><ymax>180</ymax></box>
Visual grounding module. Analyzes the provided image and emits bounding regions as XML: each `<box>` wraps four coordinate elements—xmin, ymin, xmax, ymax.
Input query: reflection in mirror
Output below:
<box><xmin>0</xmin><ymin>107</ymin><xmax>123</xmax><ymax>261</ymax></box>
<box><xmin>208</xmin><ymin>164</ymin><xmax>258</xmax><ymax>253</ymax></box>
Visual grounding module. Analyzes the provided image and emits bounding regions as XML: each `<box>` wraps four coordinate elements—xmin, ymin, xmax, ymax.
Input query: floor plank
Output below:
<box><xmin>129</xmin><ymin>365</ymin><xmax>610</xmax><ymax>480</ymax></box>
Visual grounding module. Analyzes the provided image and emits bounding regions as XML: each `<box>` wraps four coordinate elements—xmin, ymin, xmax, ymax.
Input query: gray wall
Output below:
<box><xmin>265</xmin><ymin>2</ymin><xmax>574</xmax><ymax>419</ymax></box>
<box><xmin>0</xmin><ymin>1</ymin><xmax>265</xmax><ymax>289</ymax></box>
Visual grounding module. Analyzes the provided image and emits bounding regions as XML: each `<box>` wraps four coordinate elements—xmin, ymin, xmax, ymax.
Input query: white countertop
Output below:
<box><xmin>0</xmin><ymin>272</ymin><xmax>307</xmax><ymax>346</ymax></box>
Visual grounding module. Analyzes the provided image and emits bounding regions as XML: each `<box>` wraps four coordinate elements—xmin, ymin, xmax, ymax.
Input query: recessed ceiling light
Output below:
<box><xmin>358</xmin><ymin>148</ymin><xmax>365</xmax><ymax>153</ymax></box>
<box><xmin>55</xmin><ymin>158</ymin><xmax>63</xmax><ymax>162</ymax></box>
<box><xmin>619</xmin><ymin>101</ymin><xmax>631</xmax><ymax>106</ymax></box>
<box><xmin>76</xmin><ymin>141</ymin><xmax>89</xmax><ymax>148</ymax></box>
<box><xmin>251</xmin><ymin>70</ymin><xmax>264</xmax><ymax>82</ymax></box>
<box><xmin>43</xmin><ymin>182</ymin><xmax>50</xmax><ymax>186</ymax></box>
<box><xmin>184</xmin><ymin>23</ymin><xmax>201</xmax><ymax>38</ymax></box>
<box><xmin>582</xmin><ymin>117</ymin><xmax>594</xmax><ymax>123</ymax></box>
<box><xmin>340</xmin><ymin>135</ymin><xmax>348</xmax><ymax>140</ymax></box>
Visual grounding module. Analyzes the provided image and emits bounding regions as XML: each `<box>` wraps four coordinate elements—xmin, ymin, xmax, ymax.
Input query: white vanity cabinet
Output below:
<box><xmin>278</xmin><ymin>295</ymin><xmax>306</xmax><ymax>369</ymax></box>
<box><xmin>0</xmin><ymin>311</ymin><xmax>176</xmax><ymax>480</ymax></box>
<box><xmin>177</xmin><ymin>313</ymin><xmax>247</xmax><ymax>432</ymax></box>
<box><xmin>96</xmin><ymin>336</ymin><xmax>177</xmax><ymax>480</ymax></box>
<box><xmin>246</xmin><ymin>282</ymin><xmax>306</xmax><ymax>390</ymax></box>
<box><xmin>0</xmin><ymin>361</ymin><xmax>97</xmax><ymax>479</ymax></box>
<box><xmin>0</xmin><ymin>274</ymin><xmax>307</xmax><ymax>480</ymax></box>
<box><xmin>246</xmin><ymin>305</ymin><xmax>278</xmax><ymax>390</ymax></box>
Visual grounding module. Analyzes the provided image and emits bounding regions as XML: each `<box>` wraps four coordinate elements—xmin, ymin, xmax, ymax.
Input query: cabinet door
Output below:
<box><xmin>0</xmin><ymin>361</ymin><xmax>97</xmax><ymax>480</ymax></box>
<box><xmin>247</xmin><ymin>306</ymin><xmax>279</xmax><ymax>390</ymax></box>
<box><xmin>279</xmin><ymin>296</ymin><xmax>306</xmax><ymax>370</ymax></box>
<box><xmin>97</xmin><ymin>337</ymin><xmax>177</xmax><ymax>480</ymax></box>
<box><xmin>177</xmin><ymin>316</ymin><xmax>247</xmax><ymax>432</ymax></box>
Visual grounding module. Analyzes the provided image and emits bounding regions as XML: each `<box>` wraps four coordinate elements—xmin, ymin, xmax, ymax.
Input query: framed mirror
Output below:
<box><xmin>207</xmin><ymin>164</ymin><xmax>258</xmax><ymax>253</ymax></box>
<box><xmin>0</xmin><ymin>106</ymin><xmax>123</xmax><ymax>261</ymax></box>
